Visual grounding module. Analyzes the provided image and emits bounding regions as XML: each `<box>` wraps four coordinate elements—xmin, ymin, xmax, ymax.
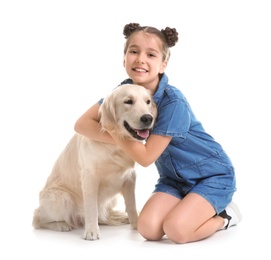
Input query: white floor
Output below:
<box><xmin>2</xmin><ymin>198</ymin><xmax>269</xmax><ymax>260</ymax></box>
<box><xmin>1</xmin><ymin>163</ymin><xmax>270</xmax><ymax>260</ymax></box>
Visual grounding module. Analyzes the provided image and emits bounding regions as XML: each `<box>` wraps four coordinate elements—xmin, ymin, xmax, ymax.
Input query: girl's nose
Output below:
<box><xmin>136</xmin><ymin>53</ymin><xmax>145</xmax><ymax>63</ymax></box>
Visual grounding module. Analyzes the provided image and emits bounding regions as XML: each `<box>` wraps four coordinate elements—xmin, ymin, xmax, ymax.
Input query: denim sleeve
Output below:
<box><xmin>151</xmin><ymin>98</ymin><xmax>191</xmax><ymax>138</ymax></box>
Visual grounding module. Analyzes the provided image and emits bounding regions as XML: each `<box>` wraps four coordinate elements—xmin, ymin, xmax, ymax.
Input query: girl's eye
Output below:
<box><xmin>149</xmin><ymin>53</ymin><xmax>156</xmax><ymax>58</ymax></box>
<box><xmin>124</xmin><ymin>99</ymin><xmax>133</xmax><ymax>105</ymax></box>
<box><xmin>130</xmin><ymin>50</ymin><xmax>138</xmax><ymax>54</ymax></box>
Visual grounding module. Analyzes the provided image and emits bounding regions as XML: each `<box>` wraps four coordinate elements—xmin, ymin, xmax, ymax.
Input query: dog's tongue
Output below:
<box><xmin>136</xmin><ymin>129</ymin><xmax>150</xmax><ymax>139</ymax></box>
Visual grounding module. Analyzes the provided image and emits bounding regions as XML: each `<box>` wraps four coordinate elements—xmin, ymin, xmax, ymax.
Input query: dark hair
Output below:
<box><xmin>123</xmin><ymin>23</ymin><xmax>179</xmax><ymax>61</ymax></box>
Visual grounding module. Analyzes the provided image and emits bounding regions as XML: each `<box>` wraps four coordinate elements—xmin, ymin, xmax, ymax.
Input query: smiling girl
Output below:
<box><xmin>74</xmin><ymin>23</ymin><xmax>242</xmax><ymax>244</ymax></box>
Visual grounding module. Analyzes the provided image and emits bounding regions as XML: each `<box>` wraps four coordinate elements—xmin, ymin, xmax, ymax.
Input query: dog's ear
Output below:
<box><xmin>145</xmin><ymin>88</ymin><xmax>158</xmax><ymax>121</ymax></box>
<box><xmin>99</xmin><ymin>91</ymin><xmax>118</xmax><ymax>132</ymax></box>
<box><xmin>146</xmin><ymin>89</ymin><xmax>158</xmax><ymax>120</ymax></box>
<box><xmin>151</xmin><ymin>98</ymin><xmax>158</xmax><ymax>121</ymax></box>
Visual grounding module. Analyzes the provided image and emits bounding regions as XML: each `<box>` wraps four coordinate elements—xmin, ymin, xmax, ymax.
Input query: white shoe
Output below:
<box><xmin>219</xmin><ymin>201</ymin><xmax>242</xmax><ymax>229</ymax></box>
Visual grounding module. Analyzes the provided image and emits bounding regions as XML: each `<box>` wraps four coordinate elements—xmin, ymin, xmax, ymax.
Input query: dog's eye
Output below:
<box><xmin>124</xmin><ymin>99</ymin><xmax>133</xmax><ymax>105</ymax></box>
<box><xmin>146</xmin><ymin>99</ymin><xmax>151</xmax><ymax>105</ymax></box>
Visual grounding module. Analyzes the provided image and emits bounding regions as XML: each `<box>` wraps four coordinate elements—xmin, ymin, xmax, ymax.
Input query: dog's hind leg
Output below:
<box><xmin>32</xmin><ymin>188</ymin><xmax>81</xmax><ymax>231</ymax></box>
<box><xmin>32</xmin><ymin>208</ymin><xmax>72</xmax><ymax>231</ymax></box>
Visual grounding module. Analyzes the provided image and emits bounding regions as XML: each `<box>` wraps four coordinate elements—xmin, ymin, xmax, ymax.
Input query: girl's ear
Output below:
<box><xmin>99</xmin><ymin>92</ymin><xmax>118</xmax><ymax>132</ymax></box>
<box><xmin>159</xmin><ymin>60</ymin><xmax>168</xmax><ymax>74</ymax></box>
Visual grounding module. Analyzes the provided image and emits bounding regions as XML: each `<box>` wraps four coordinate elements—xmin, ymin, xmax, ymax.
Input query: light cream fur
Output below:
<box><xmin>32</xmin><ymin>84</ymin><xmax>157</xmax><ymax>240</ymax></box>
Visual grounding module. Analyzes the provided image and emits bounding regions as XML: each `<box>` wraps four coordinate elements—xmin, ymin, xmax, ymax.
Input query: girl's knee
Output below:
<box><xmin>137</xmin><ymin>214</ymin><xmax>164</xmax><ymax>241</ymax></box>
<box><xmin>163</xmin><ymin>217</ymin><xmax>189</xmax><ymax>244</ymax></box>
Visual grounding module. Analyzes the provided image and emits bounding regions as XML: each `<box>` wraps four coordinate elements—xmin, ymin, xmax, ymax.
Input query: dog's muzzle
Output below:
<box><xmin>124</xmin><ymin>114</ymin><xmax>154</xmax><ymax>140</ymax></box>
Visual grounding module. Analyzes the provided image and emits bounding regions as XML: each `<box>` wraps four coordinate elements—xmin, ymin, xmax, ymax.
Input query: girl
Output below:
<box><xmin>74</xmin><ymin>23</ymin><xmax>242</xmax><ymax>244</ymax></box>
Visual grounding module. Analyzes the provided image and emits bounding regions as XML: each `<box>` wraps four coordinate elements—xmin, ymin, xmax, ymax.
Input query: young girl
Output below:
<box><xmin>74</xmin><ymin>23</ymin><xmax>242</xmax><ymax>244</ymax></box>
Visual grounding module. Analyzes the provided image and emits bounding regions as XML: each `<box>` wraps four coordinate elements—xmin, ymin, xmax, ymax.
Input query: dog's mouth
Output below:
<box><xmin>124</xmin><ymin>121</ymin><xmax>151</xmax><ymax>140</ymax></box>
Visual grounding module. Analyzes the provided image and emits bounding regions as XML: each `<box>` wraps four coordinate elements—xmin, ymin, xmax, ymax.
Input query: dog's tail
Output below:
<box><xmin>99</xmin><ymin>208</ymin><xmax>130</xmax><ymax>225</ymax></box>
<box><xmin>32</xmin><ymin>208</ymin><xmax>41</xmax><ymax>229</ymax></box>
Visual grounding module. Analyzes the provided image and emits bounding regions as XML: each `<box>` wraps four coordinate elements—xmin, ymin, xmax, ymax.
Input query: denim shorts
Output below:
<box><xmin>153</xmin><ymin>157</ymin><xmax>237</xmax><ymax>214</ymax></box>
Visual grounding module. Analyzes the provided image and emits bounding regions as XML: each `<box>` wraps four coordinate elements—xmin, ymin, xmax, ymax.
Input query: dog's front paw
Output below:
<box><xmin>130</xmin><ymin>219</ymin><xmax>138</xmax><ymax>230</ymax></box>
<box><xmin>82</xmin><ymin>225</ymin><xmax>100</xmax><ymax>240</ymax></box>
<box><xmin>129</xmin><ymin>213</ymin><xmax>138</xmax><ymax>230</ymax></box>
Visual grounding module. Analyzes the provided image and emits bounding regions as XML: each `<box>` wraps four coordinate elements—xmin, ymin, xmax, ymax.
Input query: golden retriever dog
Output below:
<box><xmin>32</xmin><ymin>84</ymin><xmax>157</xmax><ymax>240</ymax></box>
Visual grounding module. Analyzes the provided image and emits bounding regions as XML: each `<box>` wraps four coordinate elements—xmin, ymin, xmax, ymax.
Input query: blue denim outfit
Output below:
<box><xmin>117</xmin><ymin>74</ymin><xmax>236</xmax><ymax>214</ymax></box>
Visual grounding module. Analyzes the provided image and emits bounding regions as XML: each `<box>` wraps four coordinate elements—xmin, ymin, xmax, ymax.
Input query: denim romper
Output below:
<box><xmin>120</xmin><ymin>74</ymin><xmax>236</xmax><ymax>214</ymax></box>
<box><xmin>121</xmin><ymin>73</ymin><xmax>236</xmax><ymax>214</ymax></box>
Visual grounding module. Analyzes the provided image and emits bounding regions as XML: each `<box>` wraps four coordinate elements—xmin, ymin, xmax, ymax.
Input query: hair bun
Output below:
<box><xmin>123</xmin><ymin>23</ymin><xmax>141</xmax><ymax>39</ymax></box>
<box><xmin>161</xmin><ymin>27</ymin><xmax>179</xmax><ymax>47</ymax></box>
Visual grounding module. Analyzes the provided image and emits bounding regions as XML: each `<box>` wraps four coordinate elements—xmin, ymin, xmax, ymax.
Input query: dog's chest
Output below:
<box><xmin>79</xmin><ymin>137</ymin><xmax>135</xmax><ymax>171</ymax></box>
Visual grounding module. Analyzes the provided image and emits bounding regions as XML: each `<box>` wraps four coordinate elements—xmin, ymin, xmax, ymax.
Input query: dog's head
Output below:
<box><xmin>99</xmin><ymin>84</ymin><xmax>157</xmax><ymax>141</ymax></box>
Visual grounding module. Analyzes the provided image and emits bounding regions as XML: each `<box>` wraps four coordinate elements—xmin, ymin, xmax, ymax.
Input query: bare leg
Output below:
<box><xmin>162</xmin><ymin>193</ymin><xmax>222</xmax><ymax>243</ymax></box>
<box><xmin>138</xmin><ymin>192</ymin><xmax>224</xmax><ymax>243</ymax></box>
<box><xmin>137</xmin><ymin>192</ymin><xmax>181</xmax><ymax>240</ymax></box>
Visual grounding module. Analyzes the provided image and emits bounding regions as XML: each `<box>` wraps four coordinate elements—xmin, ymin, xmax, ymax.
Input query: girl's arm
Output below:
<box><xmin>109</xmin><ymin>132</ymin><xmax>172</xmax><ymax>167</ymax></box>
<box><xmin>74</xmin><ymin>103</ymin><xmax>116</xmax><ymax>145</ymax></box>
<box><xmin>74</xmin><ymin>102</ymin><xmax>170</xmax><ymax>166</ymax></box>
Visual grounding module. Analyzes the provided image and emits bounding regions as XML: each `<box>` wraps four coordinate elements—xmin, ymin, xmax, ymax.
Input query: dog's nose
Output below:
<box><xmin>141</xmin><ymin>114</ymin><xmax>153</xmax><ymax>125</ymax></box>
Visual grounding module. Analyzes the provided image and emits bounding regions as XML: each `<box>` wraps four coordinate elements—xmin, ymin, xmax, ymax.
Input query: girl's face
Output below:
<box><xmin>123</xmin><ymin>31</ymin><xmax>168</xmax><ymax>94</ymax></box>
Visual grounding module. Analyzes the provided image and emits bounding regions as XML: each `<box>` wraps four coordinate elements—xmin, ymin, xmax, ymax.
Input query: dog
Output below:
<box><xmin>32</xmin><ymin>84</ymin><xmax>157</xmax><ymax>240</ymax></box>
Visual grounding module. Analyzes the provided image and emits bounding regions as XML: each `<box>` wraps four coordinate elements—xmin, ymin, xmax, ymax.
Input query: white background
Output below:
<box><xmin>0</xmin><ymin>0</ymin><xmax>270</xmax><ymax>259</ymax></box>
